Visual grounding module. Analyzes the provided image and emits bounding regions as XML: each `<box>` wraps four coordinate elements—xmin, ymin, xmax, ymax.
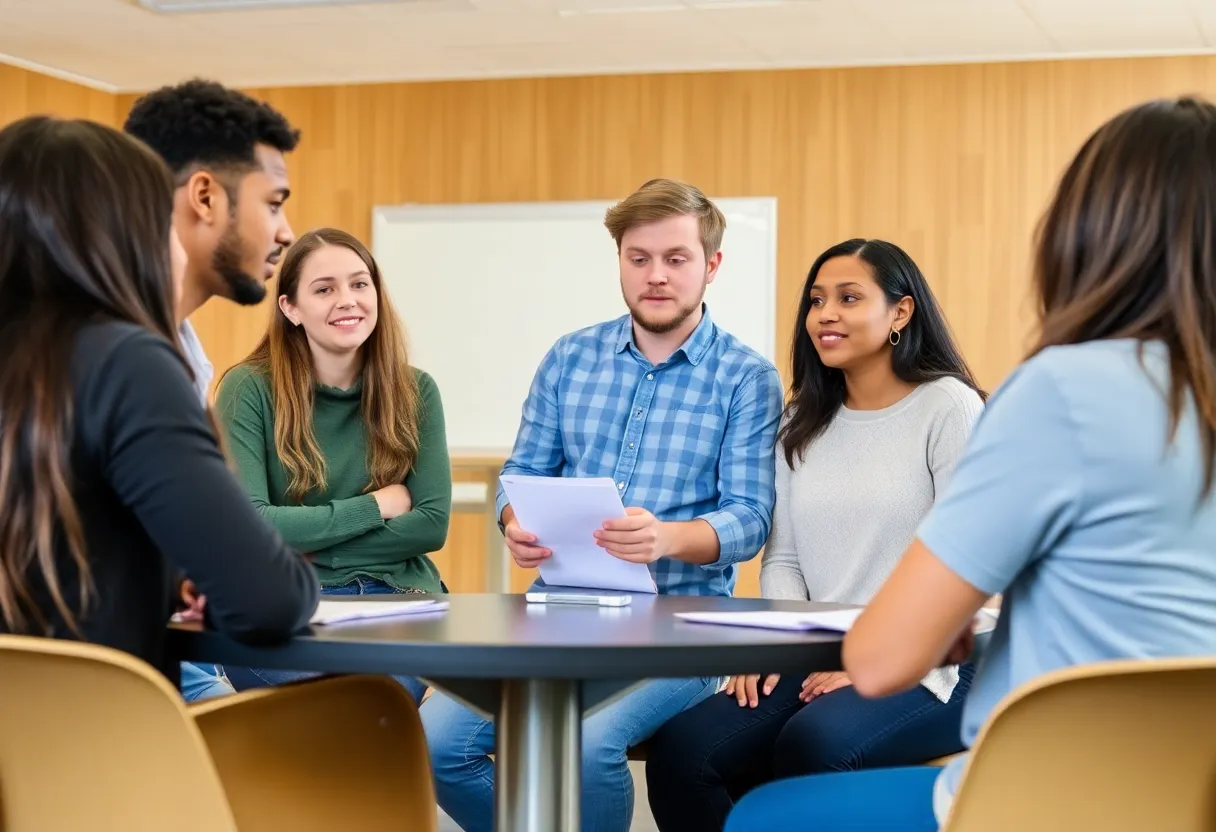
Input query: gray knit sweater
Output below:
<box><xmin>760</xmin><ymin>377</ymin><xmax>985</xmax><ymax>702</ymax></box>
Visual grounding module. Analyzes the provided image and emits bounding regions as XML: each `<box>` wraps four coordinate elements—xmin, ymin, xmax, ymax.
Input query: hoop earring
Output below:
<box><xmin>889</xmin><ymin>329</ymin><xmax>901</xmax><ymax>346</ymax></box>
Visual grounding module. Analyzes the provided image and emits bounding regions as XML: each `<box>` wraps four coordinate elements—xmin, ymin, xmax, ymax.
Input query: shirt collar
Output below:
<box><xmin>613</xmin><ymin>303</ymin><xmax>715</xmax><ymax>367</ymax></box>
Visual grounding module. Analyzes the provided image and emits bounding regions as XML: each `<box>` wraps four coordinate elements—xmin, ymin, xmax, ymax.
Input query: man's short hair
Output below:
<box><xmin>123</xmin><ymin>78</ymin><xmax>300</xmax><ymax>181</ymax></box>
<box><xmin>604</xmin><ymin>178</ymin><xmax>726</xmax><ymax>260</ymax></box>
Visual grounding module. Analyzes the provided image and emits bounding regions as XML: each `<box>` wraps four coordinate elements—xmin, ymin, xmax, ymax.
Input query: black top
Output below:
<box><xmin>2</xmin><ymin>321</ymin><xmax>319</xmax><ymax>684</ymax></box>
<box><xmin>171</xmin><ymin>593</ymin><xmax>849</xmax><ymax>680</ymax></box>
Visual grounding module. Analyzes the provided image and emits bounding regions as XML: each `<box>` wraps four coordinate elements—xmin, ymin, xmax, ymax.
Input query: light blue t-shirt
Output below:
<box><xmin>917</xmin><ymin>339</ymin><xmax>1216</xmax><ymax>823</ymax></box>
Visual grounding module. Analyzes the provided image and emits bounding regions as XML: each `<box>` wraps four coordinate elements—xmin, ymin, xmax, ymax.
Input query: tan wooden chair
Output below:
<box><xmin>943</xmin><ymin>656</ymin><xmax>1216</xmax><ymax>832</ymax></box>
<box><xmin>0</xmin><ymin>634</ymin><xmax>436</xmax><ymax>831</ymax></box>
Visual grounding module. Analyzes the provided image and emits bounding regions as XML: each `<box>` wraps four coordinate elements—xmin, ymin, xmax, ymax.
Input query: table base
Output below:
<box><xmin>495</xmin><ymin>679</ymin><xmax>581</xmax><ymax>832</ymax></box>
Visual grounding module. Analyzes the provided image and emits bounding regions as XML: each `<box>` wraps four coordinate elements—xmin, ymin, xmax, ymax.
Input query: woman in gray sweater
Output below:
<box><xmin>645</xmin><ymin>238</ymin><xmax>985</xmax><ymax>831</ymax></box>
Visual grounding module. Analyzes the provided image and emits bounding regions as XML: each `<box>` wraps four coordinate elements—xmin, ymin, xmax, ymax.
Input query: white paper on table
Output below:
<box><xmin>673</xmin><ymin>608</ymin><xmax>863</xmax><ymax>632</ymax></box>
<box><xmin>499</xmin><ymin>475</ymin><xmax>658</xmax><ymax>594</ymax></box>
<box><xmin>975</xmin><ymin>607</ymin><xmax>1000</xmax><ymax>632</ymax></box>
<box><xmin>310</xmin><ymin>599</ymin><xmax>450</xmax><ymax>625</ymax></box>
<box><xmin>677</xmin><ymin>607</ymin><xmax>1001</xmax><ymax>633</ymax></box>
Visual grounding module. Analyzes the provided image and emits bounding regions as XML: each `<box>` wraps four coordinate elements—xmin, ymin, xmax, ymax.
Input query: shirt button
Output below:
<box><xmin>635</xmin><ymin>409</ymin><xmax>642</xmax><ymax>417</ymax></box>
<box><xmin>629</xmin><ymin>442</ymin><xmax>635</xmax><ymax>449</ymax></box>
<box><xmin>617</xmin><ymin>482</ymin><xmax>625</xmax><ymax>489</ymax></box>
<box><xmin>646</xmin><ymin>373</ymin><xmax>654</xmax><ymax>381</ymax></box>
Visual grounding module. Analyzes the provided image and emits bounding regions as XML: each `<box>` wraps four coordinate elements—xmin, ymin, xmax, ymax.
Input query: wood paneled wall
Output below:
<box><xmin>0</xmin><ymin>64</ymin><xmax>115</xmax><ymax>128</ymax></box>
<box><xmin>116</xmin><ymin>54</ymin><xmax>1216</xmax><ymax>596</ymax></box>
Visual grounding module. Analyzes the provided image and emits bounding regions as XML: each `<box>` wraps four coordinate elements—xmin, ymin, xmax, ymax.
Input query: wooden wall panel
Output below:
<box><xmin>116</xmin><ymin>54</ymin><xmax>1216</xmax><ymax>597</ymax></box>
<box><xmin>0</xmin><ymin>65</ymin><xmax>115</xmax><ymax>128</ymax></box>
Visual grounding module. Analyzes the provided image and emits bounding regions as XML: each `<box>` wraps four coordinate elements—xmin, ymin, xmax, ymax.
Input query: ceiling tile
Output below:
<box><xmin>697</xmin><ymin>0</ymin><xmax>864</xmax><ymax>35</ymax></box>
<box><xmin>1186</xmin><ymin>0</ymin><xmax>1216</xmax><ymax>46</ymax></box>
<box><xmin>857</xmin><ymin>0</ymin><xmax>1053</xmax><ymax>58</ymax></box>
<box><xmin>554</xmin><ymin>7</ymin><xmax>721</xmax><ymax>42</ymax></box>
<box><xmin>554</xmin><ymin>0</ymin><xmax>686</xmax><ymax>11</ymax></box>
<box><xmin>137</xmin><ymin>2</ymin><xmax>374</xmax><ymax>26</ymax></box>
<box><xmin>389</xmin><ymin>11</ymin><xmax>571</xmax><ymax>46</ymax></box>
<box><xmin>739</xmin><ymin>23</ymin><xmax>908</xmax><ymax>65</ymax></box>
<box><xmin>709</xmin><ymin>1</ymin><xmax>905</xmax><ymax>65</ymax></box>
<box><xmin>1018</xmin><ymin>0</ymin><xmax>1206</xmax><ymax>52</ymax></box>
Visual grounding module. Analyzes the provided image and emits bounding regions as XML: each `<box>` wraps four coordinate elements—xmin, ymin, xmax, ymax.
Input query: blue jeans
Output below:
<box><xmin>646</xmin><ymin>663</ymin><xmax>973</xmax><ymax>831</ymax></box>
<box><xmin>179</xmin><ymin>662</ymin><xmax>234</xmax><ymax>702</ymax></box>
<box><xmin>421</xmin><ymin>676</ymin><xmax>719</xmax><ymax>832</ymax></box>
<box><xmin>725</xmin><ymin>766</ymin><xmax>941</xmax><ymax>831</ymax></box>
<box><xmin>223</xmin><ymin>577</ymin><xmax>427</xmax><ymax>705</ymax></box>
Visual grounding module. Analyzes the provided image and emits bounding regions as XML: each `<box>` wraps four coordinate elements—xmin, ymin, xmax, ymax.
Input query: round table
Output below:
<box><xmin>172</xmin><ymin>593</ymin><xmax>856</xmax><ymax>832</ymax></box>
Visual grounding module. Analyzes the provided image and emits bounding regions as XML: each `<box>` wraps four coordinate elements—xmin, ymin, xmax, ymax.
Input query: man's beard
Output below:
<box><xmin>626</xmin><ymin>280</ymin><xmax>707</xmax><ymax>335</ymax></box>
<box><xmin>212</xmin><ymin>223</ymin><xmax>268</xmax><ymax>306</ymax></box>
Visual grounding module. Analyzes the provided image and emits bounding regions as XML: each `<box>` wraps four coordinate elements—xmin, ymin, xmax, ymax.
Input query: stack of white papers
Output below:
<box><xmin>674</xmin><ymin>608</ymin><xmax>863</xmax><ymax>632</ymax></box>
<box><xmin>310</xmin><ymin>599</ymin><xmax>450</xmax><ymax>625</ymax></box>
<box><xmin>500</xmin><ymin>475</ymin><xmax>658</xmax><ymax>594</ymax></box>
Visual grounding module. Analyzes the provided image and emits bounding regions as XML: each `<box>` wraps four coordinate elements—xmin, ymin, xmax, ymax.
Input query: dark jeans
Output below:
<box><xmin>645</xmin><ymin>663</ymin><xmax>974</xmax><ymax>832</ymax></box>
<box><xmin>224</xmin><ymin>577</ymin><xmax>427</xmax><ymax>705</ymax></box>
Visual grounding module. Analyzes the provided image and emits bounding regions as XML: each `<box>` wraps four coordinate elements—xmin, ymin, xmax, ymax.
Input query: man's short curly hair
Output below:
<box><xmin>123</xmin><ymin>78</ymin><xmax>300</xmax><ymax>181</ymax></box>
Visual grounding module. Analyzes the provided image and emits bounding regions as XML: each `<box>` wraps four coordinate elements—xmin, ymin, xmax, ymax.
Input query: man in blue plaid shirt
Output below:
<box><xmin>423</xmin><ymin>178</ymin><xmax>784</xmax><ymax>832</ymax></box>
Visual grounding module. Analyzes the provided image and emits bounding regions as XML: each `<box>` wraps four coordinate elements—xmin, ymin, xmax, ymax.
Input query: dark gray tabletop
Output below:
<box><xmin>170</xmin><ymin>593</ymin><xmax>852</xmax><ymax>680</ymax></box>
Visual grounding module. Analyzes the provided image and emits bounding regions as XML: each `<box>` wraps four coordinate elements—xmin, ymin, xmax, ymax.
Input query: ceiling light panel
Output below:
<box><xmin>138</xmin><ymin>0</ymin><xmax>421</xmax><ymax>13</ymax></box>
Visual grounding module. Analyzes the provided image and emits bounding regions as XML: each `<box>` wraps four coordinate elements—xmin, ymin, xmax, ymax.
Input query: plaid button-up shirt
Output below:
<box><xmin>495</xmin><ymin>305</ymin><xmax>783</xmax><ymax>596</ymax></box>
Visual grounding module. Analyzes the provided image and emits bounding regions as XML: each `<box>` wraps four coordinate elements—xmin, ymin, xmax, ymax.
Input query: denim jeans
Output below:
<box><xmin>223</xmin><ymin>577</ymin><xmax>428</xmax><ymax>705</ymax></box>
<box><xmin>645</xmin><ymin>663</ymin><xmax>974</xmax><ymax>831</ymax></box>
<box><xmin>725</xmin><ymin>766</ymin><xmax>941</xmax><ymax>831</ymax></box>
<box><xmin>421</xmin><ymin>676</ymin><xmax>719</xmax><ymax>832</ymax></box>
<box><xmin>179</xmin><ymin>662</ymin><xmax>234</xmax><ymax>702</ymax></box>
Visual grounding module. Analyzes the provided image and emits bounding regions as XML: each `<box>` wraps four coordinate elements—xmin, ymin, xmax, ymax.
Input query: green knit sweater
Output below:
<box><xmin>215</xmin><ymin>363</ymin><xmax>449</xmax><ymax>593</ymax></box>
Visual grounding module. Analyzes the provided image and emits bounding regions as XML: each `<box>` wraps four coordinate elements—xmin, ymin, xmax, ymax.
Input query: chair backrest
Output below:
<box><xmin>945</xmin><ymin>657</ymin><xmax>1216</xmax><ymax>832</ymax></box>
<box><xmin>0</xmin><ymin>634</ymin><xmax>238</xmax><ymax>832</ymax></box>
<box><xmin>191</xmin><ymin>673</ymin><xmax>439</xmax><ymax>832</ymax></box>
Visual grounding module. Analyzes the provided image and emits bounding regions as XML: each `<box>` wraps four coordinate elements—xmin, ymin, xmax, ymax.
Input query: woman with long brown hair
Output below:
<box><xmin>722</xmin><ymin>96</ymin><xmax>1216</xmax><ymax>831</ymax></box>
<box><xmin>216</xmin><ymin>227</ymin><xmax>450</xmax><ymax>703</ymax></box>
<box><xmin>0</xmin><ymin>115</ymin><xmax>318</xmax><ymax>680</ymax></box>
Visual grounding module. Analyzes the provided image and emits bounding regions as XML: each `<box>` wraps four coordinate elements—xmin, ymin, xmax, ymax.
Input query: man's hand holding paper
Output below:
<box><xmin>501</xmin><ymin>505</ymin><xmax>552</xmax><ymax>569</ymax></box>
<box><xmin>593</xmin><ymin>507</ymin><xmax>670</xmax><ymax>563</ymax></box>
<box><xmin>498</xmin><ymin>475</ymin><xmax>658</xmax><ymax>593</ymax></box>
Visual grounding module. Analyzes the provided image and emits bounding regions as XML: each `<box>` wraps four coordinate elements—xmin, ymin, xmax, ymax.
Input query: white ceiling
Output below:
<box><xmin>0</xmin><ymin>0</ymin><xmax>1213</xmax><ymax>93</ymax></box>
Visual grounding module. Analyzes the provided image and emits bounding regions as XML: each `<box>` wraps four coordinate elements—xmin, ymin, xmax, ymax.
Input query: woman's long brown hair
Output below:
<box><xmin>0</xmin><ymin>116</ymin><xmax>179</xmax><ymax>635</ymax></box>
<box><xmin>1031</xmin><ymin>96</ymin><xmax>1216</xmax><ymax>494</ymax></box>
<box><xmin>226</xmin><ymin>228</ymin><xmax>422</xmax><ymax>502</ymax></box>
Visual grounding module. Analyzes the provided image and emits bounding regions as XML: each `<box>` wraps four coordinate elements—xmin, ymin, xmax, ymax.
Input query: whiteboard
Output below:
<box><xmin>371</xmin><ymin>198</ymin><xmax>778</xmax><ymax>453</ymax></box>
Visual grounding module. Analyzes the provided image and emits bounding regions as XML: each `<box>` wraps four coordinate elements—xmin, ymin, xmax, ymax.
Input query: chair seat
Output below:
<box><xmin>925</xmin><ymin>753</ymin><xmax>961</xmax><ymax>766</ymax></box>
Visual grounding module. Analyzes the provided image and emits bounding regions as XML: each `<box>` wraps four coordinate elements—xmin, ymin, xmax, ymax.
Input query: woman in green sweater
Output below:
<box><xmin>217</xmin><ymin>226</ymin><xmax>451</xmax><ymax>703</ymax></box>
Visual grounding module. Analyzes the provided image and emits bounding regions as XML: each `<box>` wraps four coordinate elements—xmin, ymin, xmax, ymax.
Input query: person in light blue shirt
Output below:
<box><xmin>422</xmin><ymin>178</ymin><xmax>785</xmax><ymax>832</ymax></box>
<box><xmin>724</xmin><ymin>96</ymin><xmax>1216</xmax><ymax>831</ymax></box>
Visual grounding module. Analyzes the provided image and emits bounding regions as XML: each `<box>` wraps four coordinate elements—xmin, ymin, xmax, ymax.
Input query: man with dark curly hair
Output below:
<box><xmin>124</xmin><ymin>78</ymin><xmax>300</xmax><ymax>317</ymax></box>
<box><xmin>123</xmin><ymin>78</ymin><xmax>302</xmax><ymax>703</ymax></box>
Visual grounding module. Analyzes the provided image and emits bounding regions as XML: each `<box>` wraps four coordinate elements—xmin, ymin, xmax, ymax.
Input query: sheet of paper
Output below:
<box><xmin>310</xmin><ymin>599</ymin><xmax>450</xmax><ymax>625</ymax></box>
<box><xmin>500</xmin><ymin>475</ymin><xmax>658</xmax><ymax>594</ymax></box>
<box><xmin>676</xmin><ymin>608</ymin><xmax>998</xmax><ymax>633</ymax></box>
<box><xmin>673</xmin><ymin>608</ymin><xmax>863</xmax><ymax>632</ymax></box>
<box><xmin>975</xmin><ymin>607</ymin><xmax>1000</xmax><ymax>632</ymax></box>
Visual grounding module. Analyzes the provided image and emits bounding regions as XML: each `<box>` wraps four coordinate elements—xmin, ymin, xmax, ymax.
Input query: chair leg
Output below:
<box><xmin>191</xmin><ymin>674</ymin><xmax>436</xmax><ymax>832</ymax></box>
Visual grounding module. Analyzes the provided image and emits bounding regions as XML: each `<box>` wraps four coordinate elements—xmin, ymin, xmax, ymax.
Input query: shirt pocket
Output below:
<box><xmin>667</xmin><ymin>404</ymin><xmax>728</xmax><ymax>476</ymax></box>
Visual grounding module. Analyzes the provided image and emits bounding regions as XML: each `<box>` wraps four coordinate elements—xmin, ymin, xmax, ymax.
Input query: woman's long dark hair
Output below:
<box><xmin>0</xmin><ymin>116</ymin><xmax>179</xmax><ymax>635</ymax></box>
<box><xmin>779</xmin><ymin>239</ymin><xmax>984</xmax><ymax>467</ymax></box>
<box><xmin>1032</xmin><ymin>96</ymin><xmax>1216</xmax><ymax>495</ymax></box>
